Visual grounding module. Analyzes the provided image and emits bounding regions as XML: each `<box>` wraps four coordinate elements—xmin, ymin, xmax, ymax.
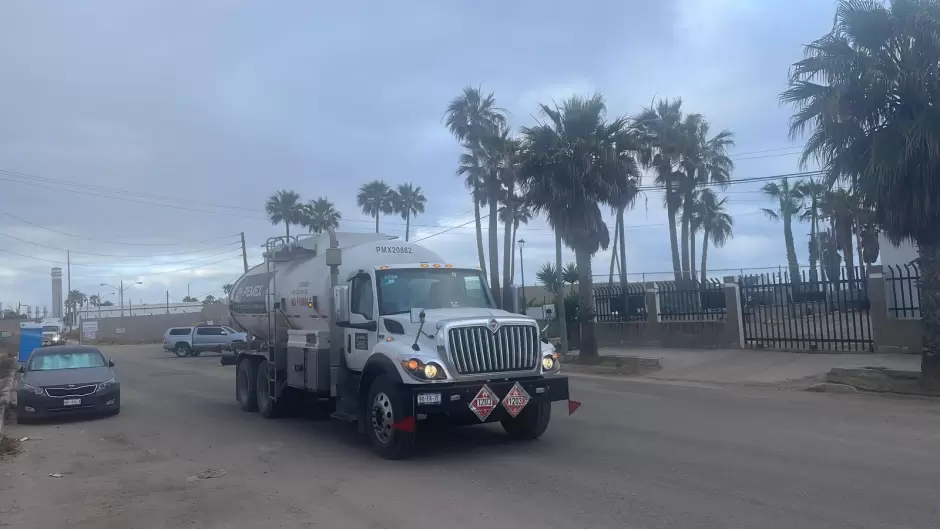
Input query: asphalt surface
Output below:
<box><xmin>2</xmin><ymin>345</ymin><xmax>939</xmax><ymax>529</ymax></box>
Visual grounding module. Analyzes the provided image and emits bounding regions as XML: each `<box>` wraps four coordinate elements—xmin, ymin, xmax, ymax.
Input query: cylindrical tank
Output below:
<box><xmin>228</xmin><ymin>232</ymin><xmax>444</xmax><ymax>343</ymax></box>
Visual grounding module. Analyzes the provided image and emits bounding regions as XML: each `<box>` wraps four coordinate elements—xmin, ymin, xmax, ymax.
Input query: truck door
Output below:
<box><xmin>345</xmin><ymin>273</ymin><xmax>377</xmax><ymax>371</ymax></box>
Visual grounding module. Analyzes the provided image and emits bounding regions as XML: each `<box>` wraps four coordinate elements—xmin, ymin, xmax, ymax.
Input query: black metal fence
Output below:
<box><xmin>657</xmin><ymin>279</ymin><xmax>727</xmax><ymax>321</ymax></box>
<box><xmin>885</xmin><ymin>264</ymin><xmax>921</xmax><ymax>319</ymax></box>
<box><xmin>593</xmin><ymin>283</ymin><xmax>647</xmax><ymax>322</ymax></box>
<box><xmin>739</xmin><ymin>267</ymin><xmax>872</xmax><ymax>351</ymax></box>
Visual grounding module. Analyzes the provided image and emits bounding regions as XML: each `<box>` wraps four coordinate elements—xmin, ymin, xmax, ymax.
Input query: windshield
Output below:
<box><xmin>376</xmin><ymin>268</ymin><xmax>496</xmax><ymax>315</ymax></box>
<box><xmin>42</xmin><ymin>326</ymin><xmax>59</xmax><ymax>332</ymax></box>
<box><xmin>223</xmin><ymin>327</ymin><xmax>238</xmax><ymax>334</ymax></box>
<box><xmin>28</xmin><ymin>351</ymin><xmax>107</xmax><ymax>371</ymax></box>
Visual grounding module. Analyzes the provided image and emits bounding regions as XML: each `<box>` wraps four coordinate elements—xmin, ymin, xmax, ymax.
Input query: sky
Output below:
<box><xmin>0</xmin><ymin>0</ymin><xmax>840</xmax><ymax>314</ymax></box>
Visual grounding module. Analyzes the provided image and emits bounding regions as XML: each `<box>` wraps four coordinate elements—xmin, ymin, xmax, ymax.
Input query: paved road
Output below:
<box><xmin>2</xmin><ymin>345</ymin><xmax>939</xmax><ymax>529</ymax></box>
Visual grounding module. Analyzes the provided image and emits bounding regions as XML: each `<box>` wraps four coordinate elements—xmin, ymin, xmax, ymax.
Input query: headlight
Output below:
<box><xmin>400</xmin><ymin>359</ymin><xmax>446</xmax><ymax>380</ymax></box>
<box><xmin>542</xmin><ymin>356</ymin><xmax>555</xmax><ymax>370</ymax></box>
<box><xmin>21</xmin><ymin>383</ymin><xmax>44</xmax><ymax>396</ymax></box>
<box><xmin>51</xmin><ymin>334</ymin><xmax>60</xmax><ymax>341</ymax></box>
<box><xmin>97</xmin><ymin>377</ymin><xmax>117</xmax><ymax>392</ymax></box>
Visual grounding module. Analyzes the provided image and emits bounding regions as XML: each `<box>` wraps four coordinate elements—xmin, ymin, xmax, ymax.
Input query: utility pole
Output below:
<box><xmin>240</xmin><ymin>232</ymin><xmax>249</xmax><ymax>273</ymax></box>
<box><xmin>120</xmin><ymin>280</ymin><xmax>124</xmax><ymax>317</ymax></box>
<box><xmin>98</xmin><ymin>292</ymin><xmax>101</xmax><ymax>318</ymax></box>
<box><xmin>166</xmin><ymin>290</ymin><xmax>170</xmax><ymax>314</ymax></box>
<box><xmin>66</xmin><ymin>250</ymin><xmax>71</xmax><ymax>327</ymax></box>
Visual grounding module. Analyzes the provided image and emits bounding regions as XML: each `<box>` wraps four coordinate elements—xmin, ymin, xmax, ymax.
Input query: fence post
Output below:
<box><xmin>866</xmin><ymin>265</ymin><xmax>890</xmax><ymax>352</ymax></box>
<box><xmin>645</xmin><ymin>284</ymin><xmax>660</xmax><ymax>325</ymax></box>
<box><xmin>723</xmin><ymin>276</ymin><xmax>744</xmax><ymax>349</ymax></box>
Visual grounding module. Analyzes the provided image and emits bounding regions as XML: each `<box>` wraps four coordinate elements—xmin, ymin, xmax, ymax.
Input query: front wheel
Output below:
<box><xmin>174</xmin><ymin>344</ymin><xmax>191</xmax><ymax>358</ymax></box>
<box><xmin>501</xmin><ymin>402</ymin><xmax>552</xmax><ymax>440</ymax></box>
<box><xmin>365</xmin><ymin>375</ymin><xmax>416</xmax><ymax>460</ymax></box>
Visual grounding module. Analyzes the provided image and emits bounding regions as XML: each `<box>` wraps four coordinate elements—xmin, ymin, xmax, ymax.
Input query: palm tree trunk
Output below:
<box><xmin>608</xmin><ymin>220</ymin><xmax>619</xmax><ymax>284</ymax></box>
<box><xmin>575</xmin><ymin>246</ymin><xmax>598</xmax><ymax>358</ymax></box>
<box><xmin>690</xmin><ymin>229</ymin><xmax>697</xmax><ymax>282</ymax></box>
<box><xmin>617</xmin><ymin>210</ymin><xmax>628</xmax><ymax>287</ymax></box>
<box><xmin>809</xmin><ymin>206</ymin><xmax>819</xmax><ymax>283</ymax></box>
<box><xmin>510</xmin><ymin>223</ymin><xmax>518</xmax><ymax>282</ymax></box>
<box><xmin>700</xmin><ymin>229</ymin><xmax>710</xmax><ymax>286</ymax></box>
<box><xmin>487</xmin><ymin>185</ymin><xmax>501</xmax><ymax>307</ymax></box>
<box><xmin>405</xmin><ymin>213</ymin><xmax>411</xmax><ymax>242</ymax></box>
<box><xmin>502</xmin><ymin>217</ymin><xmax>513</xmax><ymax>308</ymax></box>
<box><xmin>555</xmin><ymin>232</ymin><xmax>569</xmax><ymax>354</ymax></box>
<box><xmin>374</xmin><ymin>212</ymin><xmax>379</xmax><ymax>234</ymax></box>
<box><xmin>286</xmin><ymin>222</ymin><xmax>291</xmax><ymax>240</ymax></box>
<box><xmin>474</xmin><ymin>200</ymin><xmax>486</xmax><ymax>275</ymax></box>
<box><xmin>842</xmin><ymin>228</ymin><xmax>856</xmax><ymax>284</ymax></box>
<box><xmin>681</xmin><ymin>193</ymin><xmax>692</xmax><ymax>279</ymax></box>
<box><xmin>667</xmin><ymin>199</ymin><xmax>682</xmax><ymax>282</ymax></box>
<box><xmin>918</xmin><ymin>240</ymin><xmax>940</xmax><ymax>388</ymax></box>
<box><xmin>783</xmin><ymin>217</ymin><xmax>800</xmax><ymax>284</ymax></box>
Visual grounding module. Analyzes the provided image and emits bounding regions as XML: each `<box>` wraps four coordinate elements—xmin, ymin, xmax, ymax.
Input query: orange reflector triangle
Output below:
<box><xmin>567</xmin><ymin>400</ymin><xmax>582</xmax><ymax>416</ymax></box>
<box><xmin>391</xmin><ymin>415</ymin><xmax>416</xmax><ymax>433</ymax></box>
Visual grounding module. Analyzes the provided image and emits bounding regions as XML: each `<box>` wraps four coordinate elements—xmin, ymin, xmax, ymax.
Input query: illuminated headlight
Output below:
<box><xmin>542</xmin><ymin>356</ymin><xmax>556</xmax><ymax>370</ymax></box>
<box><xmin>21</xmin><ymin>383</ymin><xmax>44</xmax><ymax>396</ymax></box>
<box><xmin>51</xmin><ymin>334</ymin><xmax>60</xmax><ymax>341</ymax></box>
<box><xmin>97</xmin><ymin>377</ymin><xmax>117</xmax><ymax>392</ymax></box>
<box><xmin>401</xmin><ymin>359</ymin><xmax>446</xmax><ymax>380</ymax></box>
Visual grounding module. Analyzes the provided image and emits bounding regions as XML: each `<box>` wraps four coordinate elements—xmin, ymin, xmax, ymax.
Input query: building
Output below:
<box><xmin>51</xmin><ymin>267</ymin><xmax>63</xmax><ymax>319</ymax></box>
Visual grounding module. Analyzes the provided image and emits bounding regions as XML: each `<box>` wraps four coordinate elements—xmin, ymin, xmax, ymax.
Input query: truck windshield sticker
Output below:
<box><xmin>376</xmin><ymin>246</ymin><xmax>412</xmax><ymax>254</ymax></box>
<box><xmin>354</xmin><ymin>333</ymin><xmax>369</xmax><ymax>350</ymax></box>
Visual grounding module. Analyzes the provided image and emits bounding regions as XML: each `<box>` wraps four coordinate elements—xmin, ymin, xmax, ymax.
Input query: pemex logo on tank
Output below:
<box><xmin>230</xmin><ymin>273</ymin><xmax>270</xmax><ymax>315</ymax></box>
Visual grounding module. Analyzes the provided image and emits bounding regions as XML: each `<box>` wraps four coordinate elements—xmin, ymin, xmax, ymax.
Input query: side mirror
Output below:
<box><xmin>220</xmin><ymin>331</ymin><xmax>228</xmax><ymax>335</ymax></box>
<box><xmin>108</xmin><ymin>359</ymin><xmax>115</xmax><ymax>368</ymax></box>
<box><xmin>333</xmin><ymin>285</ymin><xmax>350</xmax><ymax>325</ymax></box>
<box><xmin>18</xmin><ymin>365</ymin><xmax>25</xmax><ymax>374</ymax></box>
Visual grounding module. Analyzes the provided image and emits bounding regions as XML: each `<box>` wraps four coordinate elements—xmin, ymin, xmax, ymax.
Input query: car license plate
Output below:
<box><xmin>417</xmin><ymin>393</ymin><xmax>441</xmax><ymax>405</ymax></box>
<box><xmin>63</xmin><ymin>398</ymin><xmax>81</xmax><ymax>406</ymax></box>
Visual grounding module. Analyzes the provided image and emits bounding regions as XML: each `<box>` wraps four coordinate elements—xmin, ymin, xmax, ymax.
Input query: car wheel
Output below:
<box><xmin>174</xmin><ymin>344</ymin><xmax>191</xmax><ymax>357</ymax></box>
<box><xmin>237</xmin><ymin>359</ymin><xmax>258</xmax><ymax>412</ymax></box>
<box><xmin>365</xmin><ymin>375</ymin><xmax>416</xmax><ymax>460</ymax></box>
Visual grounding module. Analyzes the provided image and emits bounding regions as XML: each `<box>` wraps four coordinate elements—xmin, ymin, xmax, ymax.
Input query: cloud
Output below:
<box><xmin>0</xmin><ymin>0</ymin><xmax>838</xmax><ymax>310</ymax></box>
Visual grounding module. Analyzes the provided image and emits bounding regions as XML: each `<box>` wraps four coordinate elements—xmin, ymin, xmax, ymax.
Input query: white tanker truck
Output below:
<box><xmin>223</xmin><ymin>230</ymin><xmax>578</xmax><ymax>459</ymax></box>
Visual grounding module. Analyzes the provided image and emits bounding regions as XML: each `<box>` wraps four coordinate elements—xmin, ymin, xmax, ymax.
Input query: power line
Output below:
<box><xmin>0</xmin><ymin>246</ymin><xmax>242</xmax><ymax>268</ymax></box>
<box><xmin>1</xmin><ymin>212</ymin><xmax>241</xmax><ymax>247</ymax></box>
<box><xmin>0</xmin><ymin>231</ymin><xmax>241</xmax><ymax>258</ymax></box>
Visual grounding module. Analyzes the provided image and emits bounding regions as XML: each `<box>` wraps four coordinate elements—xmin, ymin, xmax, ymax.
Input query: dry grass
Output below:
<box><xmin>0</xmin><ymin>434</ymin><xmax>22</xmax><ymax>459</ymax></box>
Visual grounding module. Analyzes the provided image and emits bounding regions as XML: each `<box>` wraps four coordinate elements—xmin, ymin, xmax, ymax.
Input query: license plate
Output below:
<box><xmin>63</xmin><ymin>398</ymin><xmax>81</xmax><ymax>406</ymax></box>
<box><xmin>417</xmin><ymin>393</ymin><xmax>441</xmax><ymax>405</ymax></box>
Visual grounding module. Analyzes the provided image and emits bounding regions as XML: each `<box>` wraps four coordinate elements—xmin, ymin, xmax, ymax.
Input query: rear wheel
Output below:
<box><xmin>237</xmin><ymin>359</ymin><xmax>258</xmax><ymax>412</ymax></box>
<box><xmin>174</xmin><ymin>343</ymin><xmax>191</xmax><ymax>357</ymax></box>
<box><xmin>365</xmin><ymin>375</ymin><xmax>416</xmax><ymax>460</ymax></box>
<box><xmin>256</xmin><ymin>360</ymin><xmax>287</xmax><ymax>419</ymax></box>
<box><xmin>501</xmin><ymin>402</ymin><xmax>552</xmax><ymax>440</ymax></box>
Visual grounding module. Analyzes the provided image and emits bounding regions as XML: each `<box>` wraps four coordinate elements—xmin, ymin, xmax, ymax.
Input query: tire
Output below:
<box><xmin>237</xmin><ymin>359</ymin><xmax>259</xmax><ymax>412</ymax></box>
<box><xmin>174</xmin><ymin>343</ymin><xmax>191</xmax><ymax>358</ymax></box>
<box><xmin>256</xmin><ymin>360</ymin><xmax>286</xmax><ymax>419</ymax></box>
<box><xmin>365</xmin><ymin>375</ymin><xmax>416</xmax><ymax>460</ymax></box>
<box><xmin>501</xmin><ymin>401</ymin><xmax>552</xmax><ymax>440</ymax></box>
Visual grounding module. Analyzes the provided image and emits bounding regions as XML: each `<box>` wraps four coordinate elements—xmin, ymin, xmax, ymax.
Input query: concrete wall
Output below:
<box><xmin>868</xmin><ymin>265</ymin><xmax>923</xmax><ymax>354</ymax></box>
<box><xmin>80</xmin><ymin>304</ymin><xmax>233</xmax><ymax>345</ymax></box>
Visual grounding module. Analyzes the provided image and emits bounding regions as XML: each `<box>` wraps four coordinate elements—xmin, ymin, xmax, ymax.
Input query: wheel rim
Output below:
<box><xmin>371</xmin><ymin>392</ymin><xmax>394</xmax><ymax>444</ymax></box>
<box><xmin>237</xmin><ymin>367</ymin><xmax>249</xmax><ymax>402</ymax></box>
<box><xmin>176</xmin><ymin>346</ymin><xmax>187</xmax><ymax>357</ymax></box>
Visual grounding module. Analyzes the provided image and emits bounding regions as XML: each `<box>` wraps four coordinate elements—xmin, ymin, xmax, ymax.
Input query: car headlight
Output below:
<box><xmin>51</xmin><ymin>334</ymin><xmax>60</xmax><ymax>341</ymax></box>
<box><xmin>400</xmin><ymin>359</ymin><xmax>447</xmax><ymax>380</ymax></box>
<box><xmin>21</xmin><ymin>383</ymin><xmax>44</xmax><ymax>396</ymax></box>
<box><xmin>542</xmin><ymin>353</ymin><xmax>560</xmax><ymax>372</ymax></box>
<box><xmin>97</xmin><ymin>377</ymin><xmax>117</xmax><ymax>392</ymax></box>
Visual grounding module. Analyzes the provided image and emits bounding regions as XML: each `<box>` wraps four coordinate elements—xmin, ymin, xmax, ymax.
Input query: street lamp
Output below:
<box><xmin>517</xmin><ymin>239</ymin><xmax>526</xmax><ymax>309</ymax></box>
<box><xmin>100</xmin><ymin>281</ymin><xmax>142</xmax><ymax>317</ymax></box>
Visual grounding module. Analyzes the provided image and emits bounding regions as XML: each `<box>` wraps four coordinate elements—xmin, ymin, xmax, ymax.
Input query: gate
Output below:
<box><xmin>739</xmin><ymin>267</ymin><xmax>873</xmax><ymax>352</ymax></box>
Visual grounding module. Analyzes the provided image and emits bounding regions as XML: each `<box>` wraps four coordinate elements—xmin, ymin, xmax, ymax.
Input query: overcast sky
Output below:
<box><xmin>0</xmin><ymin>0</ymin><xmax>838</xmax><ymax>313</ymax></box>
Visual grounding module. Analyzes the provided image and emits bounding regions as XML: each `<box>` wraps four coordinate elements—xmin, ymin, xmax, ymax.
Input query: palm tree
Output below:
<box><xmin>393</xmin><ymin>183</ymin><xmax>426</xmax><ymax>242</ymax></box>
<box><xmin>444</xmin><ymin>86</ymin><xmax>508</xmax><ymax>306</ymax></box>
<box><xmin>302</xmin><ymin>197</ymin><xmax>342</xmax><ymax>235</ymax></box>
<box><xmin>536</xmin><ymin>263</ymin><xmax>561</xmax><ymax>295</ymax></box>
<box><xmin>88</xmin><ymin>294</ymin><xmax>100</xmax><ymax>308</ymax></box>
<box><xmin>819</xmin><ymin>188</ymin><xmax>859</xmax><ymax>282</ymax></box>
<box><xmin>501</xmin><ymin>197</ymin><xmax>532</xmax><ymax>282</ymax></box>
<box><xmin>782</xmin><ymin>0</ymin><xmax>940</xmax><ymax>385</ymax></box>
<box><xmin>456</xmin><ymin>150</ymin><xmax>489</xmax><ymax>273</ymax></box>
<box><xmin>357</xmin><ymin>180</ymin><xmax>395</xmax><ymax>233</ymax></box>
<box><xmin>799</xmin><ymin>178</ymin><xmax>827</xmax><ymax>282</ymax></box>
<box><xmin>222</xmin><ymin>284</ymin><xmax>234</xmax><ymax>296</ymax></box>
<box><xmin>760</xmin><ymin>177</ymin><xmax>804</xmax><ymax>282</ymax></box>
<box><xmin>634</xmin><ymin>99</ymin><xmax>693</xmax><ymax>281</ymax></box>
<box><xmin>182</xmin><ymin>296</ymin><xmax>198</xmax><ymax>303</ymax></box>
<box><xmin>696</xmin><ymin>189</ymin><xmax>734</xmax><ymax>284</ymax></box>
<box><xmin>265</xmin><ymin>190</ymin><xmax>304</xmax><ymax>239</ymax></box>
<box><xmin>473</xmin><ymin>126</ymin><xmax>518</xmax><ymax>306</ymax></box>
<box><xmin>520</xmin><ymin>94</ymin><xmax>638</xmax><ymax>357</ymax></box>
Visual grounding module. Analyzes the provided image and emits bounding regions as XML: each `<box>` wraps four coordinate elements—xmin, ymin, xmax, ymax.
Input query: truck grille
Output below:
<box><xmin>45</xmin><ymin>385</ymin><xmax>98</xmax><ymax>398</ymax></box>
<box><xmin>447</xmin><ymin>324</ymin><xmax>539</xmax><ymax>374</ymax></box>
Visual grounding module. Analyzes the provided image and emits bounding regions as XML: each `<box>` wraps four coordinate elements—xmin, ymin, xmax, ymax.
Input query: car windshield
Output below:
<box><xmin>223</xmin><ymin>327</ymin><xmax>238</xmax><ymax>334</ymax></box>
<box><xmin>376</xmin><ymin>268</ymin><xmax>496</xmax><ymax>315</ymax></box>
<box><xmin>42</xmin><ymin>326</ymin><xmax>58</xmax><ymax>332</ymax></box>
<box><xmin>28</xmin><ymin>351</ymin><xmax>107</xmax><ymax>371</ymax></box>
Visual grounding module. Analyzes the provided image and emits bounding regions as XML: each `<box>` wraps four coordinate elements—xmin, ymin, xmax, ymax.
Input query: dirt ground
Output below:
<box><xmin>1</xmin><ymin>344</ymin><xmax>939</xmax><ymax>529</ymax></box>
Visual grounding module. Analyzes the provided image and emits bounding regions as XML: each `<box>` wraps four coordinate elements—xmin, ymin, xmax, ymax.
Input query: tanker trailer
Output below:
<box><xmin>224</xmin><ymin>229</ymin><xmax>579</xmax><ymax>459</ymax></box>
